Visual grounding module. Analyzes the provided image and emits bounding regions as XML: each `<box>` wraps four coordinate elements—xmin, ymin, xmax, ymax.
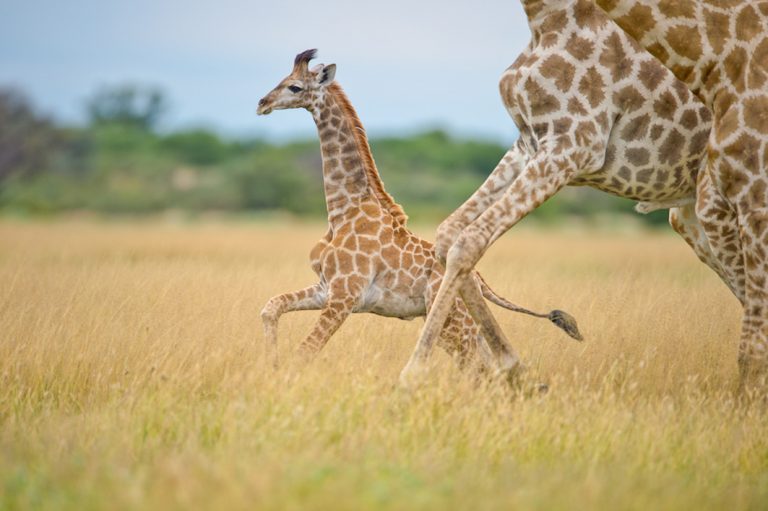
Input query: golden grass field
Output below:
<box><xmin>1</xmin><ymin>219</ymin><xmax>766</xmax><ymax>510</ymax></box>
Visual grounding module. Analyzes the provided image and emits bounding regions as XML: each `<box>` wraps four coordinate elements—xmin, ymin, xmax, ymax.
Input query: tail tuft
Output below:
<box><xmin>547</xmin><ymin>309</ymin><xmax>583</xmax><ymax>341</ymax></box>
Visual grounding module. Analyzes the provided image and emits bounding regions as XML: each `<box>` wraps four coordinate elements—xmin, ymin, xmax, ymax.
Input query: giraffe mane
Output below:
<box><xmin>326</xmin><ymin>82</ymin><xmax>409</xmax><ymax>226</ymax></box>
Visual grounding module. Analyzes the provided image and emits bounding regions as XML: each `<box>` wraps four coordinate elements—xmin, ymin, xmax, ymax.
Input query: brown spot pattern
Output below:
<box><xmin>600</xmin><ymin>32</ymin><xmax>634</xmax><ymax>82</ymax></box>
<box><xmin>659</xmin><ymin>0</ymin><xmax>695</xmax><ymax>18</ymax></box>
<box><xmin>667</xmin><ymin>24</ymin><xmax>703</xmax><ymax>61</ymax></box>
<box><xmin>744</xmin><ymin>96</ymin><xmax>768</xmax><ymax>134</ymax></box>
<box><xmin>614</xmin><ymin>85</ymin><xmax>645</xmax><ymax>112</ymax></box>
<box><xmin>541</xmin><ymin>55</ymin><xmax>576</xmax><ymax>92</ymax></box>
<box><xmin>573</xmin><ymin>0</ymin><xmax>605</xmax><ymax>31</ymax></box>
<box><xmin>724</xmin><ymin>47</ymin><xmax>748</xmax><ymax>93</ymax></box>
<box><xmin>736</xmin><ymin>5</ymin><xmax>762</xmax><ymax>42</ymax></box>
<box><xmin>525</xmin><ymin>78</ymin><xmax>561</xmax><ymax>116</ymax></box>
<box><xmin>579</xmin><ymin>67</ymin><xmax>606</xmax><ymax>108</ymax></box>
<box><xmin>658</xmin><ymin>129</ymin><xmax>685</xmax><ymax>164</ymax></box>
<box><xmin>626</xmin><ymin>147</ymin><xmax>651</xmax><ymax>166</ymax></box>
<box><xmin>621</xmin><ymin>113</ymin><xmax>651</xmax><ymax>140</ymax></box>
<box><xmin>616</xmin><ymin>4</ymin><xmax>657</xmax><ymax>43</ymax></box>
<box><xmin>704</xmin><ymin>8</ymin><xmax>731</xmax><ymax>55</ymax></box>
<box><xmin>567</xmin><ymin>34</ymin><xmax>595</xmax><ymax>60</ymax></box>
<box><xmin>654</xmin><ymin>90</ymin><xmax>678</xmax><ymax>120</ymax></box>
<box><xmin>639</xmin><ymin>60</ymin><xmax>667</xmax><ymax>91</ymax></box>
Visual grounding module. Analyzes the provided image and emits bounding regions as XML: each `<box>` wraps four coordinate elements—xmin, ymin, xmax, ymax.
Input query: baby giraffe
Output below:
<box><xmin>256</xmin><ymin>49</ymin><xmax>581</xmax><ymax>369</ymax></box>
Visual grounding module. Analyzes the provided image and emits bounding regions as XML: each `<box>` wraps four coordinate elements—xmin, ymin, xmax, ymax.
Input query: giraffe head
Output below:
<box><xmin>257</xmin><ymin>49</ymin><xmax>337</xmax><ymax>115</ymax></box>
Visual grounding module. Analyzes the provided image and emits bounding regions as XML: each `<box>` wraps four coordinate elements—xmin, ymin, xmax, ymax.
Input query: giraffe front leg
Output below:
<box><xmin>261</xmin><ymin>284</ymin><xmax>326</xmax><ymax>369</ymax></box>
<box><xmin>297</xmin><ymin>278</ymin><xmax>363</xmax><ymax>358</ymax></box>
<box><xmin>434</xmin><ymin>141</ymin><xmax>528</xmax><ymax>263</ymax></box>
<box><xmin>401</xmin><ymin>152</ymin><xmax>575</xmax><ymax>387</ymax></box>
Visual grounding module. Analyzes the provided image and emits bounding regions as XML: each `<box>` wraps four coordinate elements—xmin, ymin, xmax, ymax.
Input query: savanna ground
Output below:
<box><xmin>1</xmin><ymin>219</ymin><xmax>766</xmax><ymax>510</ymax></box>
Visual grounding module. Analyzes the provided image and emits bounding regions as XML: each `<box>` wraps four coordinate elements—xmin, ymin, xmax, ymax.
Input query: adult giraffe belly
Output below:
<box><xmin>568</xmin><ymin>112</ymin><xmax>710</xmax><ymax>203</ymax></box>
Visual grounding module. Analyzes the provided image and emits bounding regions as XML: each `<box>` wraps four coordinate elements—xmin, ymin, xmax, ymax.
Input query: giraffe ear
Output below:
<box><xmin>318</xmin><ymin>64</ymin><xmax>336</xmax><ymax>86</ymax></box>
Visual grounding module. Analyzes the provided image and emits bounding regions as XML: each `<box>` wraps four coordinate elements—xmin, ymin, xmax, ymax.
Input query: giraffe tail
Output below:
<box><xmin>474</xmin><ymin>273</ymin><xmax>583</xmax><ymax>341</ymax></box>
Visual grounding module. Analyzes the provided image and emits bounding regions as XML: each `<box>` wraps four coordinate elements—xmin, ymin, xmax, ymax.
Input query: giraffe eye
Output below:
<box><xmin>288</xmin><ymin>85</ymin><xmax>303</xmax><ymax>93</ymax></box>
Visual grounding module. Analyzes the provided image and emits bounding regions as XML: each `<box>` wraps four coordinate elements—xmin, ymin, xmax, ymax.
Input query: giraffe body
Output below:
<box><xmin>401</xmin><ymin>0</ymin><xmax>724</xmax><ymax>386</ymax></box>
<box><xmin>594</xmin><ymin>0</ymin><xmax>768</xmax><ymax>388</ymax></box>
<box><xmin>257</xmin><ymin>50</ymin><xmax>581</xmax><ymax>369</ymax></box>
<box><xmin>500</xmin><ymin>2</ymin><xmax>711</xmax><ymax>204</ymax></box>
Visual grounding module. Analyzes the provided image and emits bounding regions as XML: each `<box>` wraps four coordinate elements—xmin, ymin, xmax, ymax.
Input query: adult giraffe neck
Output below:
<box><xmin>310</xmin><ymin>83</ymin><xmax>408</xmax><ymax>228</ymax></box>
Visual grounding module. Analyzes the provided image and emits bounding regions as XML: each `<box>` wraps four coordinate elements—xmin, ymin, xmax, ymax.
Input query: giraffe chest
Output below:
<box><xmin>499</xmin><ymin>51</ymin><xmax>559</xmax><ymax>139</ymax></box>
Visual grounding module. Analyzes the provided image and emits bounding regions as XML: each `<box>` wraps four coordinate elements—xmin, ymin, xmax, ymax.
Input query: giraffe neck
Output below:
<box><xmin>593</xmin><ymin>0</ymin><xmax>759</xmax><ymax>104</ymax></box>
<box><xmin>594</xmin><ymin>0</ymin><xmax>698</xmax><ymax>88</ymax></box>
<box><xmin>309</xmin><ymin>83</ymin><xmax>408</xmax><ymax>228</ymax></box>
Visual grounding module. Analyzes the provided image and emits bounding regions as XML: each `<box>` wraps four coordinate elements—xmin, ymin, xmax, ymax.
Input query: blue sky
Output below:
<box><xmin>1</xmin><ymin>0</ymin><xmax>531</xmax><ymax>142</ymax></box>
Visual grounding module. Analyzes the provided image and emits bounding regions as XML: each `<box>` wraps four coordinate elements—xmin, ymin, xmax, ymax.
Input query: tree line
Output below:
<box><xmin>0</xmin><ymin>84</ymin><xmax>668</xmax><ymax>225</ymax></box>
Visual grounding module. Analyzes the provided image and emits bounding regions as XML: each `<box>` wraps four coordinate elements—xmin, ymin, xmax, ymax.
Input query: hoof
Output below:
<box><xmin>493</xmin><ymin>359</ymin><xmax>526</xmax><ymax>387</ymax></box>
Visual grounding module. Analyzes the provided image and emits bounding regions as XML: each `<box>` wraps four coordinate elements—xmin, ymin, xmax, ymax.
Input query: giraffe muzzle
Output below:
<box><xmin>257</xmin><ymin>98</ymin><xmax>273</xmax><ymax>116</ymax></box>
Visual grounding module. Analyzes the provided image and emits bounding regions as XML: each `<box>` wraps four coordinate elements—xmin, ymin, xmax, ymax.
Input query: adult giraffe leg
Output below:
<box><xmin>706</xmin><ymin>107</ymin><xmax>764</xmax><ymax>388</ymax></box>
<box><xmin>457</xmin><ymin>275</ymin><xmax>523</xmax><ymax>380</ymax></box>
<box><xmin>434</xmin><ymin>306</ymin><xmax>492</xmax><ymax>372</ymax></box>
<box><xmin>400</xmin><ymin>151</ymin><xmax>576</xmax><ymax>386</ymax></box>
<box><xmin>425</xmin><ymin>273</ymin><xmax>493</xmax><ymax>371</ymax></box>
<box><xmin>736</xmin><ymin>207</ymin><xmax>768</xmax><ymax>389</ymax></box>
<box><xmin>434</xmin><ymin>141</ymin><xmax>528</xmax><ymax>263</ymax></box>
<box><xmin>695</xmin><ymin>165</ymin><xmax>746</xmax><ymax>304</ymax></box>
<box><xmin>261</xmin><ymin>284</ymin><xmax>326</xmax><ymax>368</ymax></box>
<box><xmin>669</xmin><ymin>201</ymin><xmax>739</xmax><ymax>299</ymax></box>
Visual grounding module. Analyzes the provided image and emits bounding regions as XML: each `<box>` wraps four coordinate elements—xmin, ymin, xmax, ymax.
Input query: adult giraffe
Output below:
<box><xmin>589</xmin><ymin>0</ymin><xmax>768</xmax><ymax>388</ymax></box>
<box><xmin>398</xmin><ymin>0</ymin><xmax>744</xmax><ymax>388</ymax></box>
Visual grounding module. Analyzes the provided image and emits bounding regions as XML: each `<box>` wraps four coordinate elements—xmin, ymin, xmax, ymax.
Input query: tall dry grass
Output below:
<box><xmin>1</xmin><ymin>219</ymin><xmax>765</xmax><ymax>510</ymax></box>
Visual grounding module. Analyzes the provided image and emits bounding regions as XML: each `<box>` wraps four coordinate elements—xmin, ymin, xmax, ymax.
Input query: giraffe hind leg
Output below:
<box><xmin>297</xmin><ymin>277</ymin><xmax>365</xmax><ymax>358</ymax></box>
<box><xmin>668</xmin><ymin>205</ymin><xmax>738</xmax><ymax>295</ymax></box>
<box><xmin>261</xmin><ymin>284</ymin><xmax>326</xmax><ymax>369</ymax></box>
<box><xmin>736</xmin><ymin>207</ymin><xmax>768</xmax><ymax>391</ymax></box>
<box><xmin>695</xmin><ymin>167</ymin><xmax>746</xmax><ymax>304</ymax></box>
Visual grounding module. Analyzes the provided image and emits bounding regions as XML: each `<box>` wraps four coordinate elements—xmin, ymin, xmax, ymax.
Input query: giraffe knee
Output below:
<box><xmin>446</xmin><ymin>229</ymin><xmax>484</xmax><ymax>273</ymax></box>
<box><xmin>435</xmin><ymin>220</ymin><xmax>462</xmax><ymax>264</ymax></box>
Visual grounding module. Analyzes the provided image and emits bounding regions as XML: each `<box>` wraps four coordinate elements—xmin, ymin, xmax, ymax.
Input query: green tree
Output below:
<box><xmin>86</xmin><ymin>84</ymin><xmax>168</xmax><ymax>131</ymax></box>
<box><xmin>161</xmin><ymin>129</ymin><xmax>229</xmax><ymax>165</ymax></box>
<box><xmin>0</xmin><ymin>88</ymin><xmax>61</xmax><ymax>181</ymax></box>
